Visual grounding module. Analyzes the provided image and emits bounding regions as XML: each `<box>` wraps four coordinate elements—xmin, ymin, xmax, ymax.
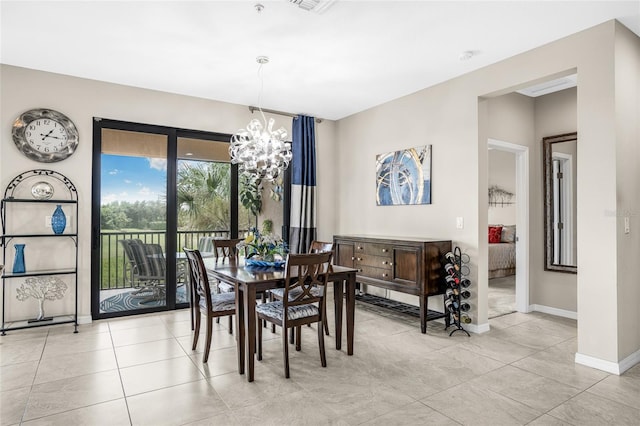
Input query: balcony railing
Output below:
<box><xmin>100</xmin><ymin>230</ymin><xmax>232</xmax><ymax>290</ymax></box>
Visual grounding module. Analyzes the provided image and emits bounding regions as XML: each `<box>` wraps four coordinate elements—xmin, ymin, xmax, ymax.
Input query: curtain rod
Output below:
<box><xmin>248</xmin><ymin>106</ymin><xmax>323</xmax><ymax>123</ymax></box>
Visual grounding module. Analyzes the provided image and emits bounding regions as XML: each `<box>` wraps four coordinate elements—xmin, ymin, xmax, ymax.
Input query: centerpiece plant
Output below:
<box><xmin>240</xmin><ymin>226</ymin><xmax>288</xmax><ymax>262</ymax></box>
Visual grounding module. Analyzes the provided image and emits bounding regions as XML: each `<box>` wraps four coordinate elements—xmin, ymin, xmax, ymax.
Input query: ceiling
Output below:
<box><xmin>1</xmin><ymin>1</ymin><xmax>638</xmax><ymax>121</ymax></box>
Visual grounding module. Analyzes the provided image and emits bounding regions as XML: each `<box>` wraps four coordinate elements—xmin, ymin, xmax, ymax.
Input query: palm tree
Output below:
<box><xmin>177</xmin><ymin>161</ymin><xmax>259</xmax><ymax>232</ymax></box>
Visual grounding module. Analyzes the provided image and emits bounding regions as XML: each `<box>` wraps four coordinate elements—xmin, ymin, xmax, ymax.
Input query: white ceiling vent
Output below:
<box><xmin>289</xmin><ymin>0</ymin><xmax>337</xmax><ymax>13</ymax></box>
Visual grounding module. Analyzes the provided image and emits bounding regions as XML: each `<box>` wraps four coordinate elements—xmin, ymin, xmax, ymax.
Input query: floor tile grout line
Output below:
<box><xmin>579</xmin><ymin>373</ymin><xmax>640</xmax><ymax>411</ymax></box>
<box><xmin>18</xmin><ymin>328</ymin><xmax>50</xmax><ymax>424</ymax></box>
<box><xmin>107</xmin><ymin>320</ymin><xmax>135</xmax><ymax>426</ymax></box>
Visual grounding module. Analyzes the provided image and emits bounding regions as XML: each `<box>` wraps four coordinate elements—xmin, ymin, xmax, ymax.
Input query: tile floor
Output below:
<box><xmin>488</xmin><ymin>275</ymin><xmax>516</xmax><ymax>318</ymax></box>
<box><xmin>1</xmin><ymin>298</ymin><xmax>639</xmax><ymax>426</ymax></box>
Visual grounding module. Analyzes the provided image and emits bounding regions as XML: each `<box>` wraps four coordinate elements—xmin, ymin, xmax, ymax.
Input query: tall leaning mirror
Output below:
<box><xmin>543</xmin><ymin>132</ymin><xmax>577</xmax><ymax>273</ymax></box>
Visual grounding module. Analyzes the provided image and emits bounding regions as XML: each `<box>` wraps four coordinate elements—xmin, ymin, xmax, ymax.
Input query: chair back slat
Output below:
<box><xmin>283</xmin><ymin>252</ymin><xmax>333</xmax><ymax>309</ymax></box>
<box><xmin>213</xmin><ymin>238</ymin><xmax>244</xmax><ymax>260</ymax></box>
<box><xmin>119</xmin><ymin>239</ymin><xmax>165</xmax><ymax>281</ymax></box>
<box><xmin>183</xmin><ymin>248</ymin><xmax>213</xmax><ymax>311</ymax></box>
<box><xmin>198</xmin><ymin>236</ymin><xmax>215</xmax><ymax>253</ymax></box>
<box><xmin>308</xmin><ymin>240</ymin><xmax>333</xmax><ymax>254</ymax></box>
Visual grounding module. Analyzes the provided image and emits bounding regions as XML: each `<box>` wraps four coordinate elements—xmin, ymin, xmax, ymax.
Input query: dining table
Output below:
<box><xmin>203</xmin><ymin>257</ymin><xmax>358</xmax><ymax>382</ymax></box>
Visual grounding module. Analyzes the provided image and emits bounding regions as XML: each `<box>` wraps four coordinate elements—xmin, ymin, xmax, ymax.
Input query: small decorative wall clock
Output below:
<box><xmin>12</xmin><ymin>108</ymin><xmax>79</xmax><ymax>162</ymax></box>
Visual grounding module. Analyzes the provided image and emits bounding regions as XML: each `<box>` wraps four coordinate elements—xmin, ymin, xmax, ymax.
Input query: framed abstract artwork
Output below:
<box><xmin>376</xmin><ymin>145</ymin><xmax>431</xmax><ymax>205</ymax></box>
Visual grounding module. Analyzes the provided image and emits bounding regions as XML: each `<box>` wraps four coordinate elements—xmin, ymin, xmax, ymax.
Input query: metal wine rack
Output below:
<box><xmin>443</xmin><ymin>246</ymin><xmax>471</xmax><ymax>337</ymax></box>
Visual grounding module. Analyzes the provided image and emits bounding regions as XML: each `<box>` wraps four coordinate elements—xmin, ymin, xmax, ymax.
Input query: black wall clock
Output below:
<box><xmin>12</xmin><ymin>108</ymin><xmax>79</xmax><ymax>162</ymax></box>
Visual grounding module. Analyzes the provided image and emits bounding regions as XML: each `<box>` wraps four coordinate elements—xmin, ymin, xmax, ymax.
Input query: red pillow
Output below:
<box><xmin>488</xmin><ymin>226</ymin><xmax>503</xmax><ymax>244</ymax></box>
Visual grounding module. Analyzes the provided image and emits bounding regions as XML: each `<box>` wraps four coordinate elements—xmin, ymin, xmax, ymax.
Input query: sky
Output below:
<box><xmin>101</xmin><ymin>155</ymin><xmax>167</xmax><ymax>204</ymax></box>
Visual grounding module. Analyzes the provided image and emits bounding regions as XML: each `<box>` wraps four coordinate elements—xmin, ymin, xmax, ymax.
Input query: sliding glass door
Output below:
<box><xmin>91</xmin><ymin>120</ymin><xmax>255</xmax><ymax>319</ymax></box>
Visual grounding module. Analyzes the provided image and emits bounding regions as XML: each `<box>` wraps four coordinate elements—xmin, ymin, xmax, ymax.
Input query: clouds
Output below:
<box><xmin>148</xmin><ymin>158</ymin><xmax>167</xmax><ymax>171</ymax></box>
<box><xmin>101</xmin><ymin>154</ymin><xmax>166</xmax><ymax>204</ymax></box>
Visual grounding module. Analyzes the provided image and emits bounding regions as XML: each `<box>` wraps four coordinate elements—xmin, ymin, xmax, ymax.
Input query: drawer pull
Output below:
<box><xmin>382</xmin><ymin>248</ymin><xmax>388</xmax><ymax>253</ymax></box>
<box><xmin>382</xmin><ymin>273</ymin><xmax>388</xmax><ymax>278</ymax></box>
<box><xmin>389</xmin><ymin>262</ymin><xmax>394</xmax><ymax>266</ymax></box>
<box><xmin>357</xmin><ymin>257</ymin><xmax>362</xmax><ymax>261</ymax></box>
<box><xmin>382</xmin><ymin>261</ymin><xmax>387</xmax><ymax>265</ymax></box>
<box><xmin>358</xmin><ymin>269</ymin><xmax>363</xmax><ymax>272</ymax></box>
<box><xmin>357</xmin><ymin>246</ymin><xmax>363</xmax><ymax>250</ymax></box>
<box><xmin>351</xmin><ymin>256</ymin><xmax>355</xmax><ymax>261</ymax></box>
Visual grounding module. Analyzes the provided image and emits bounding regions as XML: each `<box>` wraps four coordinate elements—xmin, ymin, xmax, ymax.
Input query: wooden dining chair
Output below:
<box><xmin>183</xmin><ymin>248</ymin><xmax>236</xmax><ymax>363</ymax></box>
<box><xmin>256</xmin><ymin>251</ymin><xmax>333</xmax><ymax>378</ymax></box>
<box><xmin>211</xmin><ymin>238</ymin><xmax>243</xmax><ymax>293</ymax></box>
<box><xmin>270</xmin><ymin>240</ymin><xmax>334</xmax><ymax>339</ymax></box>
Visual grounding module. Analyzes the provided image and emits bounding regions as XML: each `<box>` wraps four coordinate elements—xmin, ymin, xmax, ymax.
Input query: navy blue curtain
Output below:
<box><xmin>289</xmin><ymin>115</ymin><xmax>317</xmax><ymax>254</ymax></box>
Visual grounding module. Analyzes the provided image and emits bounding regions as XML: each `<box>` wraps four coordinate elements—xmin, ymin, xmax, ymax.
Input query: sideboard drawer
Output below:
<box><xmin>358</xmin><ymin>265</ymin><xmax>393</xmax><ymax>281</ymax></box>
<box><xmin>356</xmin><ymin>242</ymin><xmax>393</xmax><ymax>256</ymax></box>
<box><xmin>354</xmin><ymin>253</ymin><xmax>392</xmax><ymax>268</ymax></box>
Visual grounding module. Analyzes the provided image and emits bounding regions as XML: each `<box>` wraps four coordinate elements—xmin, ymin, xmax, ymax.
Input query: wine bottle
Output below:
<box><xmin>444</xmin><ymin>262</ymin><xmax>460</xmax><ymax>273</ymax></box>
<box><xmin>444</xmin><ymin>297</ymin><xmax>456</xmax><ymax>313</ymax></box>
<box><xmin>460</xmin><ymin>290</ymin><xmax>471</xmax><ymax>299</ymax></box>
<box><xmin>444</xmin><ymin>252</ymin><xmax>456</xmax><ymax>263</ymax></box>
<box><xmin>460</xmin><ymin>313</ymin><xmax>472</xmax><ymax>324</ymax></box>
<box><xmin>446</xmin><ymin>288</ymin><xmax>460</xmax><ymax>299</ymax></box>
<box><xmin>445</xmin><ymin>275</ymin><xmax>460</xmax><ymax>286</ymax></box>
<box><xmin>460</xmin><ymin>278</ymin><xmax>471</xmax><ymax>288</ymax></box>
<box><xmin>459</xmin><ymin>302</ymin><xmax>471</xmax><ymax>312</ymax></box>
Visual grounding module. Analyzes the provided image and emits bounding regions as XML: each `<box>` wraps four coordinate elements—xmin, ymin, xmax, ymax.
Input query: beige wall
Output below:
<box><xmin>337</xmin><ymin>21</ymin><xmax>638</xmax><ymax>367</ymax></box>
<box><xmin>0</xmin><ymin>65</ymin><xmax>337</xmax><ymax>321</ymax></box>
<box><xmin>614</xmin><ymin>23</ymin><xmax>640</xmax><ymax>361</ymax></box>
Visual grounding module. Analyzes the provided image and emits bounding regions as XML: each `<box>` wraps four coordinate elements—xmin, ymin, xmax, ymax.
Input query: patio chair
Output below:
<box><xmin>119</xmin><ymin>239</ymin><xmax>166</xmax><ymax>304</ymax></box>
<box><xmin>256</xmin><ymin>251</ymin><xmax>333</xmax><ymax>378</ymax></box>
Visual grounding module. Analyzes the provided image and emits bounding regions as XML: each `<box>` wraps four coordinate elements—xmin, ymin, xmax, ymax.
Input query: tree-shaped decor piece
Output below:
<box><xmin>16</xmin><ymin>276</ymin><xmax>68</xmax><ymax>322</ymax></box>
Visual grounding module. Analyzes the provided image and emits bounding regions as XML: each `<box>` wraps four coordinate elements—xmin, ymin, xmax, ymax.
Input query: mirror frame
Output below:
<box><xmin>543</xmin><ymin>132</ymin><xmax>577</xmax><ymax>273</ymax></box>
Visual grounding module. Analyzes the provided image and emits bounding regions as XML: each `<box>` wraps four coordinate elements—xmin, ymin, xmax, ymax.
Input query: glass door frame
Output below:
<box><xmin>91</xmin><ymin>118</ymin><xmax>237</xmax><ymax>320</ymax></box>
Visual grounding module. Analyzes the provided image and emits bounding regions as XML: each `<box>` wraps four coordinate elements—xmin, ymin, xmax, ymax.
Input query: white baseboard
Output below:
<box><xmin>530</xmin><ymin>304</ymin><xmax>577</xmax><ymax>320</ymax></box>
<box><xmin>575</xmin><ymin>349</ymin><xmax>640</xmax><ymax>375</ymax></box>
<box><xmin>466</xmin><ymin>322</ymin><xmax>490</xmax><ymax>334</ymax></box>
<box><xmin>78</xmin><ymin>315</ymin><xmax>92</xmax><ymax>325</ymax></box>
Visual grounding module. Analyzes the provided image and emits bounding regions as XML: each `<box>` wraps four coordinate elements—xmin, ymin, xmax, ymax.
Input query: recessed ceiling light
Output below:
<box><xmin>459</xmin><ymin>50</ymin><xmax>474</xmax><ymax>61</ymax></box>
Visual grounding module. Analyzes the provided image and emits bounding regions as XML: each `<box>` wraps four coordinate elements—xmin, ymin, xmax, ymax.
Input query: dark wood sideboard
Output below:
<box><xmin>333</xmin><ymin>235</ymin><xmax>452</xmax><ymax>333</ymax></box>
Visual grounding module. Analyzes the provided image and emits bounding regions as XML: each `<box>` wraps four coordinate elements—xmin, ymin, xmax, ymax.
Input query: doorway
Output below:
<box><xmin>487</xmin><ymin>139</ymin><xmax>529</xmax><ymax>315</ymax></box>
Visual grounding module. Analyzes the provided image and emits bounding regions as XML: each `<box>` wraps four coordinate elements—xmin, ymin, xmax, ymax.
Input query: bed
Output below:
<box><xmin>488</xmin><ymin>225</ymin><xmax>516</xmax><ymax>278</ymax></box>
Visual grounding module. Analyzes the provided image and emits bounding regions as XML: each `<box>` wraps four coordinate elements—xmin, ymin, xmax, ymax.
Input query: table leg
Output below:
<box><xmin>419</xmin><ymin>295</ymin><xmax>427</xmax><ymax>334</ymax></box>
<box><xmin>244</xmin><ymin>285</ymin><xmax>257</xmax><ymax>382</ymax></box>
<box><xmin>333</xmin><ymin>279</ymin><xmax>344</xmax><ymax>350</ymax></box>
<box><xmin>345</xmin><ymin>272</ymin><xmax>355</xmax><ymax>355</ymax></box>
<box><xmin>235</xmin><ymin>286</ymin><xmax>245</xmax><ymax>375</ymax></box>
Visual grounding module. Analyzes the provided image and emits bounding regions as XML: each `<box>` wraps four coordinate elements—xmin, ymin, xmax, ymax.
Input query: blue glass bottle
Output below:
<box><xmin>51</xmin><ymin>205</ymin><xmax>66</xmax><ymax>235</ymax></box>
<box><xmin>13</xmin><ymin>244</ymin><xmax>25</xmax><ymax>273</ymax></box>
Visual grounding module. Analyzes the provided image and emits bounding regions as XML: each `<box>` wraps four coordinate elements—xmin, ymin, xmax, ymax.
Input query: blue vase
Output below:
<box><xmin>51</xmin><ymin>205</ymin><xmax>66</xmax><ymax>234</ymax></box>
<box><xmin>13</xmin><ymin>244</ymin><xmax>25</xmax><ymax>274</ymax></box>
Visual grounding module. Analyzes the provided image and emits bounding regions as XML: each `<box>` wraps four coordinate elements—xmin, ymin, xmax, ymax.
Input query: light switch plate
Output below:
<box><xmin>456</xmin><ymin>217</ymin><xmax>464</xmax><ymax>229</ymax></box>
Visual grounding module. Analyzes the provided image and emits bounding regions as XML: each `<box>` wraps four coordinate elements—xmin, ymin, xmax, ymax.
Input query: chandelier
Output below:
<box><xmin>229</xmin><ymin>56</ymin><xmax>292</xmax><ymax>182</ymax></box>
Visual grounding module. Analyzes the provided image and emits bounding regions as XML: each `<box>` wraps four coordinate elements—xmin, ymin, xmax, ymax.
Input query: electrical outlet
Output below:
<box><xmin>624</xmin><ymin>216</ymin><xmax>630</xmax><ymax>234</ymax></box>
<box><xmin>456</xmin><ymin>217</ymin><xmax>464</xmax><ymax>229</ymax></box>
